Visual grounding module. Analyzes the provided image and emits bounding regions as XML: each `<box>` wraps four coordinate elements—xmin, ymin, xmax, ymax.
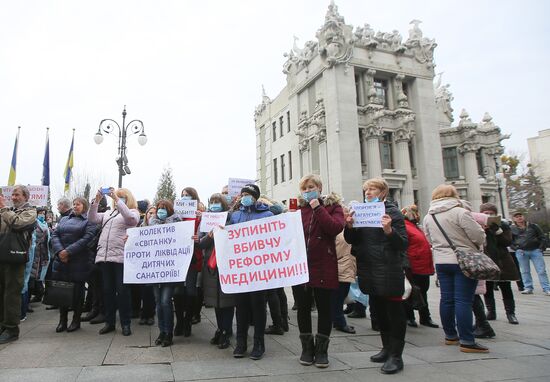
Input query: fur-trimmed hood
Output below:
<box><xmin>298</xmin><ymin>192</ymin><xmax>343</xmax><ymax>208</ymax></box>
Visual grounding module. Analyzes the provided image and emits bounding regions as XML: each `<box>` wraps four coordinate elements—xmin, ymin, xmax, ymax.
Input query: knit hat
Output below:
<box><xmin>401</xmin><ymin>204</ymin><xmax>420</xmax><ymax>222</ymax></box>
<box><xmin>137</xmin><ymin>200</ymin><xmax>149</xmax><ymax>214</ymax></box>
<box><xmin>241</xmin><ymin>184</ymin><xmax>260</xmax><ymax>200</ymax></box>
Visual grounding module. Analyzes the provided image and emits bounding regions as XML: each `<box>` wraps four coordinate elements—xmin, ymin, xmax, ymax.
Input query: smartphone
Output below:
<box><xmin>101</xmin><ymin>187</ymin><xmax>111</xmax><ymax>195</ymax></box>
<box><xmin>289</xmin><ymin>198</ymin><xmax>298</xmax><ymax>210</ymax></box>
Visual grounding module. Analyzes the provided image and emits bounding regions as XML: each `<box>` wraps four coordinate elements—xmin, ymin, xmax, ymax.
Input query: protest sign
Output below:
<box><xmin>123</xmin><ymin>220</ymin><xmax>195</xmax><ymax>284</ymax></box>
<box><xmin>174</xmin><ymin>199</ymin><xmax>197</xmax><ymax>219</ymax></box>
<box><xmin>228</xmin><ymin>178</ymin><xmax>256</xmax><ymax>197</ymax></box>
<box><xmin>199</xmin><ymin>211</ymin><xmax>228</xmax><ymax>233</ymax></box>
<box><xmin>350</xmin><ymin>202</ymin><xmax>385</xmax><ymax>228</ymax></box>
<box><xmin>214</xmin><ymin>211</ymin><xmax>309</xmax><ymax>293</ymax></box>
<box><xmin>1</xmin><ymin>185</ymin><xmax>48</xmax><ymax>207</ymax></box>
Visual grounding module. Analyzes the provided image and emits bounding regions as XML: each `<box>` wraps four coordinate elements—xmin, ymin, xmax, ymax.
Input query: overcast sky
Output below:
<box><xmin>1</xmin><ymin>0</ymin><xmax>549</xmax><ymax>206</ymax></box>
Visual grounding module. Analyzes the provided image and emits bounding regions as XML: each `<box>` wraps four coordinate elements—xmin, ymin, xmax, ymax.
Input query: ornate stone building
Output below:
<box><xmin>528</xmin><ymin>129</ymin><xmax>550</xmax><ymax>210</ymax></box>
<box><xmin>254</xmin><ymin>1</ymin><xmax>509</xmax><ymax>214</ymax></box>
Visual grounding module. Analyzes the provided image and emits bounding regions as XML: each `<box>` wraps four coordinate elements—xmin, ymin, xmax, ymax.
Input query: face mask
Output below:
<box><xmin>224</xmin><ymin>195</ymin><xmax>232</xmax><ymax>203</ymax></box>
<box><xmin>241</xmin><ymin>195</ymin><xmax>254</xmax><ymax>207</ymax></box>
<box><xmin>181</xmin><ymin>195</ymin><xmax>192</xmax><ymax>200</ymax></box>
<box><xmin>119</xmin><ymin>197</ymin><xmax>127</xmax><ymax>205</ymax></box>
<box><xmin>302</xmin><ymin>190</ymin><xmax>319</xmax><ymax>202</ymax></box>
<box><xmin>157</xmin><ymin>209</ymin><xmax>168</xmax><ymax>220</ymax></box>
<box><xmin>37</xmin><ymin>215</ymin><xmax>45</xmax><ymax>223</ymax></box>
<box><xmin>365</xmin><ymin>197</ymin><xmax>380</xmax><ymax>203</ymax></box>
<box><xmin>209</xmin><ymin>203</ymin><xmax>222</xmax><ymax>212</ymax></box>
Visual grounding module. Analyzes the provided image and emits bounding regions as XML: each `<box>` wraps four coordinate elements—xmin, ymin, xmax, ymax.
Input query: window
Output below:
<box><xmin>287</xmin><ymin>111</ymin><xmax>291</xmax><ymax>132</ymax></box>
<box><xmin>374</xmin><ymin>79</ymin><xmax>388</xmax><ymax>107</ymax></box>
<box><xmin>279</xmin><ymin>116</ymin><xmax>284</xmax><ymax>138</ymax></box>
<box><xmin>288</xmin><ymin>150</ymin><xmax>293</xmax><ymax>180</ymax></box>
<box><xmin>380</xmin><ymin>132</ymin><xmax>394</xmax><ymax>169</ymax></box>
<box><xmin>442</xmin><ymin>147</ymin><xmax>459</xmax><ymax>179</ymax></box>
<box><xmin>273</xmin><ymin>158</ymin><xmax>278</xmax><ymax>185</ymax></box>
<box><xmin>272</xmin><ymin>122</ymin><xmax>277</xmax><ymax>142</ymax></box>
<box><xmin>281</xmin><ymin>154</ymin><xmax>285</xmax><ymax>182</ymax></box>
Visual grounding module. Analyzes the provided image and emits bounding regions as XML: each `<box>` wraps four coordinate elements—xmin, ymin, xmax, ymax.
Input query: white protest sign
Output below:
<box><xmin>199</xmin><ymin>211</ymin><xmax>228</xmax><ymax>233</ymax></box>
<box><xmin>123</xmin><ymin>220</ymin><xmax>195</xmax><ymax>284</ymax></box>
<box><xmin>174</xmin><ymin>199</ymin><xmax>197</xmax><ymax>219</ymax></box>
<box><xmin>214</xmin><ymin>211</ymin><xmax>309</xmax><ymax>294</ymax></box>
<box><xmin>350</xmin><ymin>202</ymin><xmax>385</xmax><ymax>228</ymax></box>
<box><xmin>1</xmin><ymin>185</ymin><xmax>49</xmax><ymax>207</ymax></box>
<box><xmin>228</xmin><ymin>178</ymin><xmax>256</xmax><ymax>197</ymax></box>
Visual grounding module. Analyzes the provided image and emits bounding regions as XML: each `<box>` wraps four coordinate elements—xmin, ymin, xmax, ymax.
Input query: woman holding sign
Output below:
<box><xmin>199</xmin><ymin>193</ymin><xmax>235</xmax><ymax>349</ymax></box>
<box><xmin>293</xmin><ymin>174</ymin><xmax>345</xmax><ymax>368</ymax></box>
<box><xmin>344</xmin><ymin>178</ymin><xmax>408</xmax><ymax>375</ymax></box>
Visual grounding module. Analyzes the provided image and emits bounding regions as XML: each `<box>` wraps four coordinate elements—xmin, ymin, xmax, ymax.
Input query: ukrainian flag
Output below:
<box><xmin>63</xmin><ymin>129</ymin><xmax>75</xmax><ymax>193</ymax></box>
<box><xmin>7</xmin><ymin>127</ymin><xmax>20</xmax><ymax>186</ymax></box>
<box><xmin>42</xmin><ymin>128</ymin><xmax>50</xmax><ymax>186</ymax></box>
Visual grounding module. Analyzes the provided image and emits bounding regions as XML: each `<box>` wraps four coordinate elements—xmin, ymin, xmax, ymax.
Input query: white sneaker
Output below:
<box><xmin>543</xmin><ymin>291</ymin><xmax>550</xmax><ymax>296</ymax></box>
<box><xmin>521</xmin><ymin>289</ymin><xmax>534</xmax><ymax>295</ymax></box>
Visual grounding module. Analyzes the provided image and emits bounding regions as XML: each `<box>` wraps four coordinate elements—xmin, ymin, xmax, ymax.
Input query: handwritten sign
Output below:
<box><xmin>199</xmin><ymin>211</ymin><xmax>228</xmax><ymax>233</ymax></box>
<box><xmin>174</xmin><ymin>199</ymin><xmax>197</xmax><ymax>219</ymax></box>
<box><xmin>228</xmin><ymin>178</ymin><xmax>256</xmax><ymax>197</ymax></box>
<box><xmin>1</xmin><ymin>185</ymin><xmax>48</xmax><ymax>207</ymax></box>
<box><xmin>350</xmin><ymin>202</ymin><xmax>385</xmax><ymax>228</ymax></box>
<box><xmin>123</xmin><ymin>221</ymin><xmax>195</xmax><ymax>284</ymax></box>
<box><xmin>214</xmin><ymin>212</ymin><xmax>309</xmax><ymax>293</ymax></box>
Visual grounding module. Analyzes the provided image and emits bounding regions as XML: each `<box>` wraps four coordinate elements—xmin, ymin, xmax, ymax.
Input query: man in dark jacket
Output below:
<box><xmin>511</xmin><ymin>211</ymin><xmax>550</xmax><ymax>295</ymax></box>
<box><xmin>0</xmin><ymin>185</ymin><xmax>37</xmax><ymax>344</ymax></box>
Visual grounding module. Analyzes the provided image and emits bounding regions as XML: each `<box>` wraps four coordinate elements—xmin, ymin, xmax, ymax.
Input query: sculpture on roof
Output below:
<box><xmin>316</xmin><ymin>0</ymin><xmax>354</xmax><ymax>68</ymax></box>
<box><xmin>434</xmin><ymin>73</ymin><xmax>454</xmax><ymax>123</ymax></box>
<box><xmin>405</xmin><ymin>20</ymin><xmax>437</xmax><ymax>68</ymax></box>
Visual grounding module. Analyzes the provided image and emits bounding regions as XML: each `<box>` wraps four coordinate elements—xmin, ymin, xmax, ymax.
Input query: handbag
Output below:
<box><xmin>43</xmin><ymin>279</ymin><xmax>77</xmax><ymax>308</ymax></box>
<box><xmin>431</xmin><ymin>214</ymin><xmax>500</xmax><ymax>280</ymax></box>
<box><xmin>207</xmin><ymin>248</ymin><xmax>217</xmax><ymax>270</ymax></box>
<box><xmin>0</xmin><ymin>218</ymin><xmax>33</xmax><ymax>264</ymax></box>
<box><xmin>408</xmin><ymin>284</ymin><xmax>427</xmax><ymax>310</ymax></box>
<box><xmin>87</xmin><ymin>211</ymin><xmax>119</xmax><ymax>251</ymax></box>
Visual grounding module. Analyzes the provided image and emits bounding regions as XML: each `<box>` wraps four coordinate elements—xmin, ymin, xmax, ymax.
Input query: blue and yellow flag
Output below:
<box><xmin>7</xmin><ymin>127</ymin><xmax>20</xmax><ymax>186</ymax></box>
<box><xmin>42</xmin><ymin>128</ymin><xmax>50</xmax><ymax>186</ymax></box>
<box><xmin>63</xmin><ymin>129</ymin><xmax>75</xmax><ymax>193</ymax></box>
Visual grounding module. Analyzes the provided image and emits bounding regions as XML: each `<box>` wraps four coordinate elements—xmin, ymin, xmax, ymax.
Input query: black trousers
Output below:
<box><xmin>511</xmin><ymin>252</ymin><xmax>524</xmax><ymax>290</ymax></box>
<box><xmin>484</xmin><ymin>281</ymin><xmax>515</xmax><ymax>314</ymax></box>
<box><xmin>88</xmin><ymin>265</ymin><xmax>104</xmax><ymax>314</ymax></box>
<box><xmin>292</xmin><ymin>285</ymin><xmax>333</xmax><ymax>336</ymax></box>
<box><xmin>267</xmin><ymin>287</ymin><xmax>288</xmax><ymax>327</ymax></box>
<box><xmin>405</xmin><ymin>274</ymin><xmax>433</xmax><ymax>321</ymax></box>
<box><xmin>215</xmin><ymin>306</ymin><xmax>234</xmax><ymax>333</ymax></box>
<box><xmin>371</xmin><ymin>295</ymin><xmax>406</xmax><ymax>344</ymax></box>
<box><xmin>131</xmin><ymin>285</ymin><xmax>155</xmax><ymax>319</ymax></box>
<box><xmin>235</xmin><ymin>291</ymin><xmax>266</xmax><ymax>341</ymax></box>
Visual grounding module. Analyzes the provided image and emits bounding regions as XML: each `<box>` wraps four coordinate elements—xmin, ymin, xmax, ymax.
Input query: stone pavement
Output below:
<box><xmin>1</xmin><ymin>262</ymin><xmax>550</xmax><ymax>382</ymax></box>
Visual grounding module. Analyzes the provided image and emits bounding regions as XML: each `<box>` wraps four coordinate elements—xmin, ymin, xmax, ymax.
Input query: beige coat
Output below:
<box><xmin>422</xmin><ymin>198</ymin><xmax>486</xmax><ymax>265</ymax></box>
<box><xmin>335</xmin><ymin>231</ymin><xmax>356</xmax><ymax>283</ymax></box>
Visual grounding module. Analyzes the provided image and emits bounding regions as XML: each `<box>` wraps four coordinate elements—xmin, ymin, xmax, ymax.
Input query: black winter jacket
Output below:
<box><xmin>344</xmin><ymin>201</ymin><xmax>408</xmax><ymax>297</ymax></box>
<box><xmin>511</xmin><ymin>223</ymin><xmax>546</xmax><ymax>251</ymax></box>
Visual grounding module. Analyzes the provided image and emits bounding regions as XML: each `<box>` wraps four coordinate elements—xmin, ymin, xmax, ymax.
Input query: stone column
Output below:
<box><xmin>461</xmin><ymin>144</ymin><xmax>482</xmax><ymax>211</ymax></box>
<box><xmin>394</xmin><ymin>126</ymin><xmax>415</xmax><ymax>208</ymax></box>
<box><xmin>363</xmin><ymin>125</ymin><xmax>383</xmax><ymax>179</ymax></box>
<box><xmin>357</xmin><ymin>76</ymin><xmax>365</xmax><ymax>106</ymax></box>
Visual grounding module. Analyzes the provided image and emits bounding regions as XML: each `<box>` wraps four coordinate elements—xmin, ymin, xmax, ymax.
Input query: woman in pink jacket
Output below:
<box><xmin>89</xmin><ymin>188</ymin><xmax>140</xmax><ymax>336</ymax></box>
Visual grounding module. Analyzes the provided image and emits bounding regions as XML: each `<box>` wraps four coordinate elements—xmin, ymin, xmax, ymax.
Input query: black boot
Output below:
<box><xmin>503</xmin><ymin>299</ymin><xmax>519</xmax><ymax>325</ymax></box>
<box><xmin>484</xmin><ymin>296</ymin><xmax>496</xmax><ymax>321</ymax></box>
<box><xmin>299</xmin><ymin>333</ymin><xmax>315</xmax><ymax>365</ymax></box>
<box><xmin>381</xmin><ymin>339</ymin><xmax>404</xmax><ymax>374</ymax></box>
<box><xmin>210</xmin><ymin>329</ymin><xmax>222</xmax><ymax>345</ymax></box>
<box><xmin>67</xmin><ymin>304</ymin><xmax>82</xmax><ymax>332</ymax></box>
<box><xmin>161</xmin><ymin>332</ymin><xmax>173</xmax><ymax>347</ymax></box>
<box><xmin>370</xmin><ymin>332</ymin><xmax>390</xmax><ymax>363</ymax></box>
<box><xmin>218</xmin><ymin>330</ymin><xmax>231</xmax><ymax>349</ymax></box>
<box><xmin>155</xmin><ymin>332</ymin><xmax>166</xmax><ymax>346</ymax></box>
<box><xmin>233</xmin><ymin>336</ymin><xmax>247</xmax><ymax>358</ymax></box>
<box><xmin>56</xmin><ymin>308</ymin><xmax>68</xmax><ymax>333</ymax></box>
<box><xmin>474</xmin><ymin>322</ymin><xmax>496</xmax><ymax>338</ymax></box>
<box><xmin>314</xmin><ymin>334</ymin><xmax>330</xmax><ymax>368</ymax></box>
<box><xmin>249</xmin><ymin>337</ymin><xmax>265</xmax><ymax>360</ymax></box>
<box><xmin>281</xmin><ymin>316</ymin><xmax>289</xmax><ymax>332</ymax></box>
<box><xmin>81</xmin><ymin>308</ymin><xmax>98</xmax><ymax>322</ymax></box>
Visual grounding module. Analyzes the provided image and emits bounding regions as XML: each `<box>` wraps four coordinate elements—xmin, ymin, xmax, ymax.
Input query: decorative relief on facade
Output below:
<box><xmin>484</xmin><ymin>145</ymin><xmax>505</xmax><ymax>156</ymax></box>
<box><xmin>363</xmin><ymin>124</ymin><xmax>384</xmax><ymax>140</ymax></box>
<box><xmin>283</xmin><ymin>36</ymin><xmax>318</xmax><ymax>75</ymax></box>
<box><xmin>315</xmin><ymin>1</ymin><xmax>354</xmax><ymax>68</ymax></box>
<box><xmin>395</xmin><ymin>74</ymin><xmax>410</xmax><ymax>108</ymax></box>
<box><xmin>434</xmin><ymin>73</ymin><xmax>454</xmax><ymax>123</ymax></box>
<box><xmin>254</xmin><ymin>85</ymin><xmax>271</xmax><ymax>121</ymax></box>
<box><xmin>458</xmin><ymin>142</ymin><xmax>481</xmax><ymax>154</ymax></box>
<box><xmin>404</xmin><ymin>20</ymin><xmax>437</xmax><ymax>68</ymax></box>
<box><xmin>296</xmin><ymin>97</ymin><xmax>327</xmax><ymax>150</ymax></box>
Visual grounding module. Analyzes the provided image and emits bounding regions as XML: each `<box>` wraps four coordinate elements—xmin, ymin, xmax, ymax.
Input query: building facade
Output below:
<box><xmin>254</xmin><ymin>2</ymin><xmax>508</xmax><ymax>214</ymax></box>
<box><xmin>528</xmin><ymin>129</ymin><xmax>550</xmax><ymax>210</ymax></box>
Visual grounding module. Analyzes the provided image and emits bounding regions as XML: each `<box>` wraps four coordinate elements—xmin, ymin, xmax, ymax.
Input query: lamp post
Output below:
<box><xmin>94</xmin><ymin>106</ymin><xmax>147</xmax><ymax>188</ymax></box>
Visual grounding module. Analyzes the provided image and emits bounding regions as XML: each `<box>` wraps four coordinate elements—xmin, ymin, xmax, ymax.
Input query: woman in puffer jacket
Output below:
<box><xmin>89</xmin><ymin>188</ymin><xmax>140</xmax><ymax>336</ymax></box>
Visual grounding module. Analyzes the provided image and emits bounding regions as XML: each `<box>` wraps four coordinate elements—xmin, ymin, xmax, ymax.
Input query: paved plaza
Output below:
<box><xmin>1</xmin><ymin>260</ymin><xmax>550</xmax><ymax>382</ymax></box>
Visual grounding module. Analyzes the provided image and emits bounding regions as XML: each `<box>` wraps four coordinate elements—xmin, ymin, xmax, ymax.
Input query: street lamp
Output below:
<box><xmin>94</xmin><ymin>106</ymin><xmax>147</xmax><ymax>188</ymax></box>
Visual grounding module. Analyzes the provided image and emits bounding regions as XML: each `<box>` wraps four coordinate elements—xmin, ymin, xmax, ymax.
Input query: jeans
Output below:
<box><xmin>331</xmin><ymin>282</ymin><xmax>351</xmax><ymax>328</ymax></box>
<box><xmin>215</xmin><ymin>306</ymin><xmax>234</xmax><ymax>333</ymax></box>
<box><xmin>516</xmin><ymin>249</ymin><xmax>550</xmax><ymax>292</ymax></box>
<box><xmin>436</xmin><ymin>264</ymin><xmax>477</xmax><ymax>345</ymax></box>
<box><xmin>153</xmin><ymin>284</ymin><xmax>175</xmax><ymax>334</ymax></box>
<box><xmin>100</xmin><ymin>262</ymin><xmax>131</xmax><ymax>327</ymax></box>
<box><xmin>292</xmin><ymin>285</ymin><xmax>333</xmax><ymax>336</ymax></box>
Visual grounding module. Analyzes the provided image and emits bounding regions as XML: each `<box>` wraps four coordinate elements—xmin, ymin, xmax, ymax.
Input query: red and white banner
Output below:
<box><xmin>214</xmin><ymin>212</ymin><xmax>309</xmax><ymax>293</ymax></box>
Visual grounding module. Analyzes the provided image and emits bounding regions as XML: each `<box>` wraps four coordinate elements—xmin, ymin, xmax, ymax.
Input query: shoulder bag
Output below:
<box><xmin>0</xmin><ymin>217</ymin><xmax>33</xmax><ymax>264</ymax></box>
<box><xmin>431</xmin><ymin>214</ymin><xmax>500</xmax><ymax>280</ymax></box>
<box><xmin>43</xmin><ymin>279</ymin><xmax>77</xmax><ymax>308</ymax></box>
<box><xmin>87</xmin><ymin>210</ymin><xmax>119</xmax><ymax>251</ymax></box>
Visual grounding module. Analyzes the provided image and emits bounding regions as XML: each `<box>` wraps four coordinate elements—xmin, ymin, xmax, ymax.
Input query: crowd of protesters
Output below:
<box><xmin>1</xmin><ymin>178</ymin><xmax>548</xmax><ymax>375</ymax></box>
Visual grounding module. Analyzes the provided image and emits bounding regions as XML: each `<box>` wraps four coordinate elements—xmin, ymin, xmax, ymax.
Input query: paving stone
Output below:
<box><xmin>345</xmin><ymin>364</ymin><xmax>472</xmax><ymax>382</ymax></box>
<box><xmin>402</xmin><ymin>345</ymin><xmax>496</xmax><ymax>363</ymax></box>
<box><xmin>254</xmin><ymin>355</ymin><xmax>349</xmax><ymax>375</ymax></box>
<box><xmin>0</xmin><ymin>366</ymin><xmax>82</xmax><ymax>382</ymax></box>
<box><xmin>171</xmin><ymin>358</ymin><xmax>267</xmax><ymax>380</ymax></box>
<box><xmin>77</xmin><ymin>364</ymin><xmax>174</xmax><ymax>382</ymax></box>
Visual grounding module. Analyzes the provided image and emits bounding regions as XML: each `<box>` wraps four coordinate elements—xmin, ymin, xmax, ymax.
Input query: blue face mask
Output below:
<box><xmin>37</xmin><ymin>215</ymin><xmax>45</xmax><ymax>223</ymax></box>
<box><xmin>157</xmin><ymin>208</ymin><xmax>168</xmax><ymax>220</ymax></box>
<box><xmin>302</xmin><ymin>190</ymin><xmax>319</xmax><ymax>202</ymax></box>
<box><xmin>181</xmin><ymin>195</ymin><xmax>192</xmax><ymax>200</ymax></box>
<box><xmin>224</xmin><ymin>195</ymin><xmax>232</xmax><ymax>203</ymax></box>
<box><xmin>209</xmin><ymin>203</ymin><xmax>222</xmax><ymax>212</ymax></box>
<box><xmin>241</xmin><ymin>195</ymin><xmax>254</xmax><ymax>207</ymax></box>
<box><xmin>365</xmin><ymin>197</ymin><xmax>380</xmax><ymax>203</ymax></box>
<box><xmin>119</xmin><ymin>197</ymin><xmax>127</xmax><ymax>205</ymax></box>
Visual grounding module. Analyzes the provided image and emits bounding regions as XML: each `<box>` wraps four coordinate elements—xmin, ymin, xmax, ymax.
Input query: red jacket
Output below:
<box><xmin>404</xmin><ymin>220</ymin><xmax>434</xmax><ymax>275</ymax></box>
<box><xmin>300</xmin><ymin>195</ymin><xmax>345</xmax><ymax>290</ymax></box>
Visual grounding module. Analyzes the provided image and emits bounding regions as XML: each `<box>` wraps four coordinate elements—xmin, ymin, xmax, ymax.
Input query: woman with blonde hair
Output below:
<box><xmin>422</xmin><ymin>184</ymin><xmax>488</xmax><ymax>353</ymax></box>
<box><xmin>344</xmin><ymin>178</ymin><xmax>408</xmax><ymax>374</ymax></box>
<box><xmin>89</xmin><ymin>187</ymin><xmax>140</xmax><ymax>336</ymax></box>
